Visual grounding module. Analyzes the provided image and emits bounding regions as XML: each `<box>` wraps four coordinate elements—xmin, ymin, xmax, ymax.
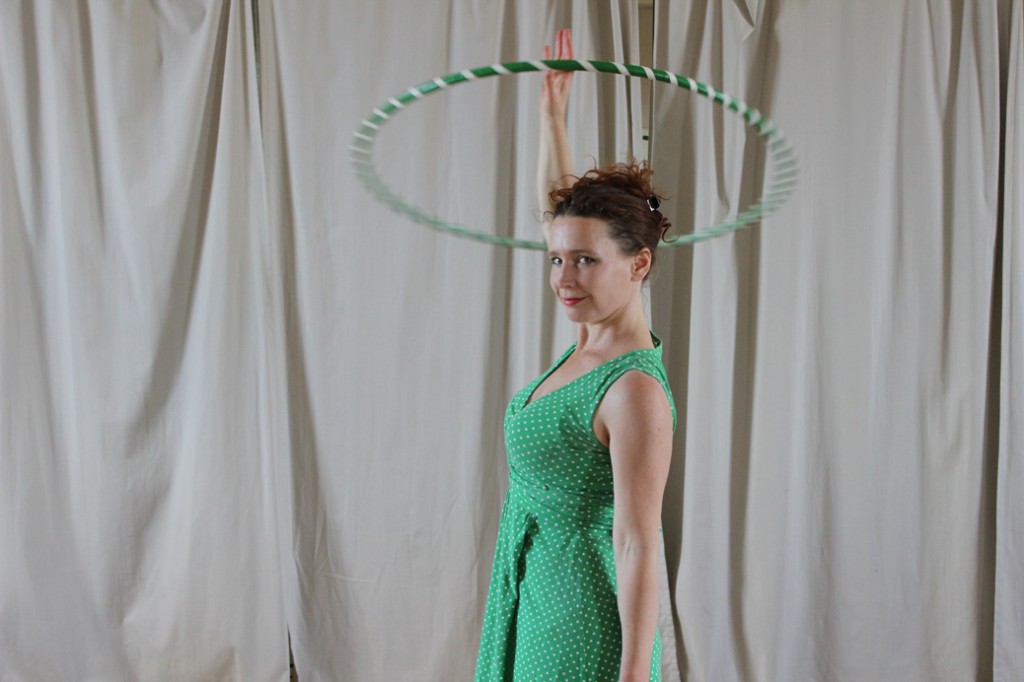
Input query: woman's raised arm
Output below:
<box><xmin>537</xmin><ymin>28</ymin><xmax>576</xmax><ymax>240</ymax></box>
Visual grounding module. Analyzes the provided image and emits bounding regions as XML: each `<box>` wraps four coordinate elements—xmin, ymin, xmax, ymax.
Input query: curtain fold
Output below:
<box><xmin>650</xmin><ymin>1</ymin><xmax>1006</xmax><ymax>680</ymax></box>
<box><xmin>995</xmin><ymin>1</ymin><xmax>1024</xmax><ymax>679</ymax></box>
<box><xmin>0</xmin><ymin>1</ymin><xmax>288</xmax><ymax>680</ymax></box>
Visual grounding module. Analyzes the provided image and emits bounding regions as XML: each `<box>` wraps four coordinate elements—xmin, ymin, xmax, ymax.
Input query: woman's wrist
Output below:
<box><xmin>540</xmin><ymin>108</ymin><xmax>568</xmax><ymax>124</ymax></box>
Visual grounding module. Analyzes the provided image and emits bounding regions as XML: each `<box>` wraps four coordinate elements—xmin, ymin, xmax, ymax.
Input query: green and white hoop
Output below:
<box><xmin>350</xmin><ymin>59</ymin><xmax>798</xmax><ymax>250</ymax></box>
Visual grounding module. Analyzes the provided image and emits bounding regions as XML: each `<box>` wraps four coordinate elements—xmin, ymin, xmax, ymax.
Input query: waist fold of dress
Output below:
<box><xmin>507</xmin><ymin>467</ymin><xmax>615</xmax><ymax>529</ymax></box>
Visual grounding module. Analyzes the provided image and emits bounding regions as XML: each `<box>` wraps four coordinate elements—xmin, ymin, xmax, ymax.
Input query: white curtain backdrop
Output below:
<box><xmin>1</xmin><ymin>1</ymin><xmax>1021</xmax><ymax>681</ymax></box>
<box><xmin>0</xmin><ymin>1</ymin><xmax>288</xmax><ymax>681</ymax></box>
<box><xmin>649</xmin><ymin>1</ymin><xmax>1021</xmax><ymax>680</ymax></box>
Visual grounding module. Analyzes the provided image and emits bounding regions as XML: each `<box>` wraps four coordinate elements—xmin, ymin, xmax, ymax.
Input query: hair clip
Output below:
<box><xmin>646</xmin><ymin>196</ymin><xmax>660</xmax><ymax>211</ymax></box>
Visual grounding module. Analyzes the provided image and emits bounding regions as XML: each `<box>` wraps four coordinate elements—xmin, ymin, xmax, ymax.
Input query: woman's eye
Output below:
<box><xmin>578</xmin><ymin>256</ymin><xmax>595</xmax><ymax>265</ymax></box>
<box><xmin>550</xmin><ymin>257</ymin><xmax>562</xmax><ymax>266</ymax></box>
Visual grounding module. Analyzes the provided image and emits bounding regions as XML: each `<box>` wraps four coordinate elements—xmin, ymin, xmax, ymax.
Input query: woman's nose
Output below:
<box><xmin>555</xmin><ymin>264</ymin><xmax>576</xmax><ymax>286</ymax></box>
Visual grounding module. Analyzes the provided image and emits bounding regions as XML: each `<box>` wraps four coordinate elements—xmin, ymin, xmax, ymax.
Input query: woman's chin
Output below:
<box><xmin>561</xmin><ymin>307</ymin><xmax>593</xmax><ymax>323</ymax></box>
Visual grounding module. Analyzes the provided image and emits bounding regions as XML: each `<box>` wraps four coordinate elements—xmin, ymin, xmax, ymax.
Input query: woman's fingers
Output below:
<box><xmin>557</xmin><ymin>28</ymin><xmax>573</xmax><ymax>60</ymax></box>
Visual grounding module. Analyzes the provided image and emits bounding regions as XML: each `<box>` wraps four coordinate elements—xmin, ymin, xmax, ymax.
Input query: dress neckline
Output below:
<box><xmin>520</xmin><ymin>333</ymin><xmax>663</xmax><ymax>411</ymax></box>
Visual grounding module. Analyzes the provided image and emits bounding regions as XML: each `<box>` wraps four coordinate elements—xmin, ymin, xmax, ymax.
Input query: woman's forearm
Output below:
<box><xmin>537</xmin><ymin>28</ymin><xmax>575</xmax><ymax>227</ymax></box>
<box><xmin>614</xmin><ymin>536</ymin><xmax>661</xmax><ymax>682</ymax></box>
<box><xmin>536</xmin><ymin>115</ymin><xmax>575</xmax><ymax>218</ymax></box>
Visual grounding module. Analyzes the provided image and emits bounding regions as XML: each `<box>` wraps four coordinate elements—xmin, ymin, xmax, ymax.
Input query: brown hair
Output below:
<box><xmin>546</xmin><ymin>160</ymin><xmax>671</xmax><ymax>278</ymax></box>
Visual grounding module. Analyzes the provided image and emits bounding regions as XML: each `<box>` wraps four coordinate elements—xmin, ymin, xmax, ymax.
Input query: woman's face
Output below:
<box><xmin>547</xmin><ymin>216</ymin><xmax>650</xmax><ymax>324</ymax></box>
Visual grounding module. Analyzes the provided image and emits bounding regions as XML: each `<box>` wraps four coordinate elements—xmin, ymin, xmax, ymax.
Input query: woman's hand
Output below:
<box><xmin>540</xmin><ymin>28</ymin><xmax>574</xmax><ymax>123</ymax></box>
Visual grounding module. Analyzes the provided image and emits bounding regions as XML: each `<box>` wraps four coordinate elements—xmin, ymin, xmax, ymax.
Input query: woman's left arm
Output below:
<box><xmin>598</xmin><ymin>371</ymin><xmax>674</xmax><ymax>682</ymax></box>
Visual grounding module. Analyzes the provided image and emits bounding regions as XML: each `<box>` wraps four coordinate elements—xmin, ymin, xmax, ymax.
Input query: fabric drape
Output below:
<box><xmin>0</xmin><ymin>1</ymin><xmax>288</xmax><ymax>680</ymax></box>
<box><xmin>996</xmin><ymin>0</ymin><xmax>1024</xmax><ymax>678</ymax></box>
<box><xmin>650</xmin><ymin>1</ymin><xmax>1019</xmax><ymax>680</ymax></box>
<box><xmin>1</xmin><ymin>1</ymin><xmax>1021</xmax><ymax>681</ymax></box>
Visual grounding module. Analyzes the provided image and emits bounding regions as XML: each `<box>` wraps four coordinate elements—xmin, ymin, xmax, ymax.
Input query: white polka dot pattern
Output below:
<box><xmin>475</xmin><ymin>334</ymin><xmax>676</xmax><ymax>681</ymax></box>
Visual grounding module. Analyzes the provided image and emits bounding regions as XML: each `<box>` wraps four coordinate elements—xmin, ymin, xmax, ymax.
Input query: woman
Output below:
<box><xmin>475</xmin><ymin>30</ymin><xmax>676</xmax><ymax>682</ymax></box>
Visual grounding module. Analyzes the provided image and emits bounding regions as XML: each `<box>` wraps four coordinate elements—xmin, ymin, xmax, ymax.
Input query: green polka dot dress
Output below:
<box><xmin>475</xmin><ymin>334</ymin><xmax>675</xmax><ymax>682</ymax></box>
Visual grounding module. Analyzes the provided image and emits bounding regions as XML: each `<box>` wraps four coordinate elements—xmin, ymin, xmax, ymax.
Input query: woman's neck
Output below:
<box><xmin>574</xmin><ymin>298</ymin><xmax>652</xmax><ymax>354</ymax></box>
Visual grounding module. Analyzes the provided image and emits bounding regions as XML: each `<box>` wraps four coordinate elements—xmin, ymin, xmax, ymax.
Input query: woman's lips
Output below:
<box><xmin>561</xmin><ymin>297</ymin><xmax>586</xmax><ymax>306</ymax></box>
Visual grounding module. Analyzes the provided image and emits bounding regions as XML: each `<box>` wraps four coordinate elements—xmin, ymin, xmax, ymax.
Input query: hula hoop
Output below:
<box><xmin>349</xmin><ymin>59</ymin><xmax>799</xmax><ymax>250</ymax></box>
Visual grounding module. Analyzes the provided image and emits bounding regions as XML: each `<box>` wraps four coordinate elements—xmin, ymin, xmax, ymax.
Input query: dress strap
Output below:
<box><xmin>585</xmin><ymin>353</ymin><xmax>677</xmax><ymax>435</ymax></box>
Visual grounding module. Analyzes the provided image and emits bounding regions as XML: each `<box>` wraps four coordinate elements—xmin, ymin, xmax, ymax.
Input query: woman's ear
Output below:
<box><xmin>631</xmin><ymin>248</ymin><xmax>653</xmax><ymax>281</ymax></box>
